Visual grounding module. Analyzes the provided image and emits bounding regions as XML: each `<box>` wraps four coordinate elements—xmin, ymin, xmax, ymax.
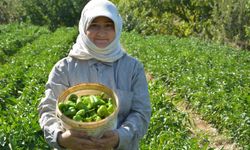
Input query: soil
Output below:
<box><xmin>175</xmin><ymin>100</ymin><xmax>240</xmax><ymax>150</ymax></box>
<box><xmin>145</xmin><ymin>72</ymin><xmax>240</xmax><ymax>150</ymax></box>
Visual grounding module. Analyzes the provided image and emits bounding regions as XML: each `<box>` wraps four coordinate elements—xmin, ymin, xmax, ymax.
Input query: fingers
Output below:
<box><xmin>64</xmin><ymin>136</ymin><xmax>104</xmax><ymax>150</ymax></box>
<box><xmin>102</xmin><ymin>130</ymin><xmax>114</xmax><ymax>137</ymax></box>
<box><xmin>71</xmin><ymin>130</ymin><xmax>107</xmax><ymax>148</ymax></box>
<box><xmin>68</xmin><ymin>129</ymin><xmax>90</xmax><ymax>138</ymax></box>
<box><xmin>60</xmin><ymin>129</ymin><xmax>105</xmax><ymax>150</ymax></box>
<box><xmin>61</xmin><ymin>129</ymin><xmax>116</xmax><ymax>149</ymax></box>
<box><xmin>90</xmin><ymin>130</ymin><xmax>119</xmax><ymax>149</ymax></box>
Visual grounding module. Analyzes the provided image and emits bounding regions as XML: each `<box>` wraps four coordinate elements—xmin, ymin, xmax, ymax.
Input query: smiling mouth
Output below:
<box><xmin>95</xmin><ymin>39</ymin><xmax>109</xmax><ymax>45</ymax></box>
<box><xmin>95</xmin><ymin>39</ymin><xmax>108</xmax><ymax>43</ymax></box>
<box><xmin>94</xmin><ymin>39</ymin><xmax>110</xmax><ymax>48</ymax></box>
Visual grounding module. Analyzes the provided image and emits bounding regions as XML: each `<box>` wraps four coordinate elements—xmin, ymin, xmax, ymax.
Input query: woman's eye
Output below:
<box><xmin>89</xmin><ymin>24</ymin><xmax>99</xmax><ymax>30</ymax></box>
<box><xmin>105</xmin><ymin>24</ymin><xmax>114</xmax><ymax>29</ymax></box>
<box><xmin>88</xmin><ymin>23</ymin><xmax>114</xmax><ymax>31</ymax></box>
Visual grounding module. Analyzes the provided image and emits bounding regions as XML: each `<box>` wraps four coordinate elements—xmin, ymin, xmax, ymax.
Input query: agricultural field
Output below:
<box><xmin>0</xmin><ymin>23</ymin><xmax>50</xmax><ymax>64</ymax></box>
<box><xmin>0</xmin><ymin>23</ymin><xmax>249</xmax><ymax>149</ymax></box>
<box><xmin>121</xmin><ymin>32</ymin><xmax>250</xmax><ymax>149</ymax></box>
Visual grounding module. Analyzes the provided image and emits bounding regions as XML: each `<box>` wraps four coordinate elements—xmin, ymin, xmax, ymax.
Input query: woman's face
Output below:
<box><xmin>86</xmin><ymin>16</ymin><xmax>115</xmax><ymax>48</ymax></box>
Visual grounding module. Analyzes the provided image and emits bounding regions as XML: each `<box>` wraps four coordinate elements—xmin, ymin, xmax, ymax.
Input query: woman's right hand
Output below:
<box><xmin>57</xmin><ymin>129</ymin><xmax>106</xmax><ymax>150</ymax></box>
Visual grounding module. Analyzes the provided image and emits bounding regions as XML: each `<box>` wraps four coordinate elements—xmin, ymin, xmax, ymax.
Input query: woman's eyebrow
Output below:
<box><xmin>107</xmin><ymin>20</ymin><xmax>113</xmax><ymax>23</ymax></box>
<box><xmin>91</xmin><ymin>19</ymin><xmax>113</xmax><ymax>23</ymax></box>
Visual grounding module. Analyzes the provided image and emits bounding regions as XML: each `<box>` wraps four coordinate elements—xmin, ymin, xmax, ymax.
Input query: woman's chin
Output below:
<box><xmin>95</xmin><ymin>43</ymin><xmax>109</xmax><ymax>49</ymax></box>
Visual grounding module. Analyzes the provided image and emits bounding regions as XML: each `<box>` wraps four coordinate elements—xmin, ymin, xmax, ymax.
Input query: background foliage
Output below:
<box><xmin>113</xmin><ymin>0</ymin><xmax>250</xmax><ymax>50</ymax></box>
<box><xmin>0</xmin><ymin>0</ymin><xmax>249</xmax><ymax>49</ymax></box>
<box><xmin>0</xmin><ymin>25</ymin><xmax>78</xmax><ymax>149</ymax></box>
<box><xmin>0</xmin><ymin>0</ymin><xmax>88</xmax><ymax>30</ymax></box>
<box><xmin>121</xmin><ymin>32</ymin><xmax>250</xmax><ymax>148</ymax></box>
<box><xmin>0</xmin><ymin>24</ymin><xmax>249</xmax><ymax>149</ymax></box>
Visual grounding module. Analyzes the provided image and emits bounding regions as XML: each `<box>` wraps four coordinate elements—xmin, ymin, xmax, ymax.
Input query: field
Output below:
<box><xmin>0</xmin><ymin>23</ymin><xmax>249</xmax><ymax>149</ymax></box>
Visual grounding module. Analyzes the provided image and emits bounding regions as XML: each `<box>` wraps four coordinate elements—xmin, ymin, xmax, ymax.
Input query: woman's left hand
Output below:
<box><xmin>90</xmin><ymin>130</ymin><xmax>119</xmax><ymax>150</ymax></box>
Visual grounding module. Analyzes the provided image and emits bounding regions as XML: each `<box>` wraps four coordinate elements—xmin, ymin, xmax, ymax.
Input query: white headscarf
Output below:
<box><xmin>68</xmin><ymin>0</ymin><xmax>124</xmax><ymax>62</ymax></box>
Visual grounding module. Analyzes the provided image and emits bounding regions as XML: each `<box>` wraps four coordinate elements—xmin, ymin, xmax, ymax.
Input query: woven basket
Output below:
<box><xmin>56</xmin><ymin>83</ymin><xmax>119</xmax><ymax>138</ymax></box>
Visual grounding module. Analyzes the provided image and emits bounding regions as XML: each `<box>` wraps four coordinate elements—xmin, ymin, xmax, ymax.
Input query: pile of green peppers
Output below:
<box><xmin>58</xmin><ymin>93</ymin><xmax>115</xmax><ymax>122</ymax></box>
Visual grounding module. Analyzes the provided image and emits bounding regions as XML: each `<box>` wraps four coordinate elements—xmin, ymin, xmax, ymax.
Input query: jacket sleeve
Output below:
<box><xmin>38</xmin><ymin>59</ymin><xmax>69</xmax><ymax>149</ymax></box>
<box><xmin>115</xmin><ymin>62</ymin><xmax>151</xmax><ymax>150</ymax></box>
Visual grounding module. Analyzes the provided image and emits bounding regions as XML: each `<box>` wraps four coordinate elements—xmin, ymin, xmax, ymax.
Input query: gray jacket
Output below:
<box><xmin>38</xmin><ymin>54</ymin><xmax>151</xmax><ymax>150</ymax></box>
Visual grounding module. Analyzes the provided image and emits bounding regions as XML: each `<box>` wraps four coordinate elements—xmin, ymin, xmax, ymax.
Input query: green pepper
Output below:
<box><xmin>61</xmin><ymin>93</ymin><xmax>115</xmax><ymax>122</ymax></box>
<box><xmin>80</xmin><ymin>96</ymin><xmax>90</xmax><ymax>104</ymax></box>
<box><xmin>68</xmin><ymin>94</ymin><xmax>78</xmax><ymax>103</ymax></box>
<box><xmin>96</xmin><ymin>97</ymin><xmax>105</xmax><ymax>106</ymax></box>
<box><xmin>97</xmin><ymin>105</ymin><xmax>109</xmax><ymax>118</ymax></box>
<box><xmin>90</xmin><ymin>95</ymin><xmax>98</xmax><ymax>108</ymax></box>
<box><xmin>76</xmin><ymin>109</ymin><xmax>86</xmax><ymax>117</ymax></box>
<box><xmin>95</xmin><ymin>115</ymin><xmax>102</xmax><ymax>121</ymax></box>
<box><xmin>64</xmin><ymin>106</ymin><xmax>76</xmax><ymax>117</ymax></box>
<box><xmin>73</xmin><ymin>114</ymin><xmax>83</xmax><ymax>121</ymax></box>
<box><xmin>65</xmin><ymin>100</ymin><xmax>76</xmax><ymax>108</ymax></box>
<box><xmin>90</xmin><ymin>114</ymin><xmax>102</xmax><ymax>121</ymax></box>
<box><xmin>84</xmin><ymin>117</ymin><xmax>92</xmax><ymax>122</ymax></box>
<box><xmin>76</xmin><ymin>101</ymin><xmax>88</xmax><ymax>111</ymax></box>
<box><xmin>107</xmin><ymin>105</ymin><xmax>114</xmax><ymax>114</ymax></box>
<box><xmin>96</xmin><ymin>92</ymin><xmax>106</xmax><ymax>100</ymax></box>
<box><xmin>58</xmin><ymin>102</ymin><xmax>68</xmax><ymax>113</ymax></box>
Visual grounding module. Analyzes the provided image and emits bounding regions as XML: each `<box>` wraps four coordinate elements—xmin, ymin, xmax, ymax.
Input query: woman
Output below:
<box><xmin>38</xmin><ymin>0</ymin><xmax>151</xmax><ymax>149</ymax></box>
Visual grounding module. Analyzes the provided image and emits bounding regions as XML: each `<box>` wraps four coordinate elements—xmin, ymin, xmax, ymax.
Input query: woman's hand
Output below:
<box><xmin>90</xmin><ymin>130</ymin><xmax>119</xmax><ymax>150</ymax></box>
<box><xmin>57</xmin><ymin>129</ymin><xmax>106</xmax><ymax>150</ymax></box>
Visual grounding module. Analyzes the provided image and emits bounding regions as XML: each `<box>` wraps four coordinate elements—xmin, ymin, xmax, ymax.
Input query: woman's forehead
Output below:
<box><xmin>91</xmin><ymin>16</ymin><xmax>113</xmax><ymax>23</ymax></box>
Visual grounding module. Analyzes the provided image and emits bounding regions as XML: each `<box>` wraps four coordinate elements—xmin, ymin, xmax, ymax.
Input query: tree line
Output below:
<box><xmin>1</xmin><ymin>0</ymin><xmax>249</xmax><ymax>50</ymax></box>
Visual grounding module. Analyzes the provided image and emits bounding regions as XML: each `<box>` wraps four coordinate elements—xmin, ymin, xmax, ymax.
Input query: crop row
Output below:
<box><xmin>0</xmin><ymin>26</ymin><xmax>77</xmax><ymax>149</ymax></box>
<box><xmin>0</xmin><ymin>23</ymin><xmax>50</xmax><ymax>64</ymax></box>
<box><xmin>140</xmin><ymin>79</ymin><xmax>209</xmax><ymax>149</ymax></box>
<box><xmin>1</xmin><ymin>23</ymin><xmax>249</xmax><ymax>149</ymax></box>
<box><xmin>0</xmin><ymin>24</ymin><xmax>208</xmax><ymax>149</ymax></box>
<box><xmin>121</xmin><ymin>32</ymin><xmax>250</xmax><ymax>149</ymax></box>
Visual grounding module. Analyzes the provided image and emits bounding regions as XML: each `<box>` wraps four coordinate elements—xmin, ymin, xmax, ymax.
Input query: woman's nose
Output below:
<box><xmin>96</xmin><ymin>27</ymin><xmax>107</xmax><ymax>36</ymax></box>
